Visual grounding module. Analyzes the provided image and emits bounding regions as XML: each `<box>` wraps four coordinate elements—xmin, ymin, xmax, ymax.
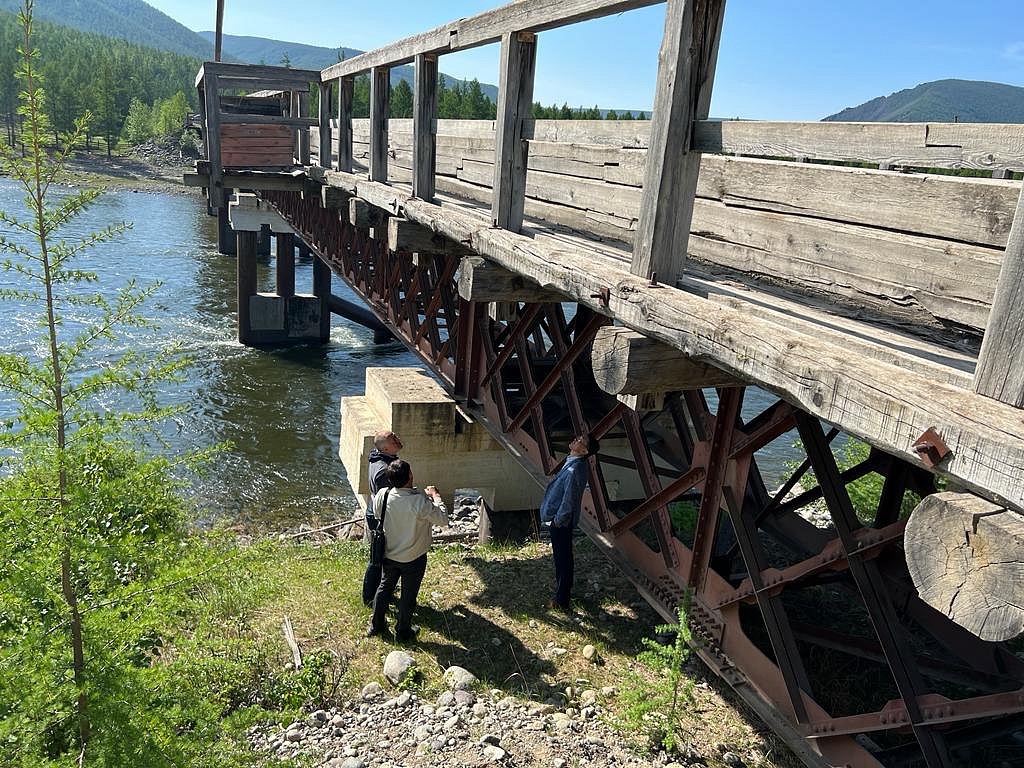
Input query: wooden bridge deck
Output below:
<box><xmin>186</xmin><ymin>2</ymin><xmax>1024</xmax><ymax>766</ymax></box>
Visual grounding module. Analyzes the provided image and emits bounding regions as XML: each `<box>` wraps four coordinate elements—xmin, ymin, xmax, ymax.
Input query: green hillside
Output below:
<box><xmin>0</xmin><ymin>0</ymin><xmax>215</xmax><ymax>60</ymax></box>
<box><xmin>197</xmin><ymin>31</ymin><xmax>500</xmax><ymax>103</ymax></box>
<box><xmin>824</xmin><ymin>79</ymin><xmax>1024</xmax><ymax>122</ymax></box>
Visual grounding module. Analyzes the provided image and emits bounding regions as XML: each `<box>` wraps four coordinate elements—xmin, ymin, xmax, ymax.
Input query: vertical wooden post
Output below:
<box><xmin>196</xmin><ymin>84</ymin><xmax>208</xmax><ymax>161</ymax></box>
<box><xmin>492</xmin><ymin>31</ymin><xmax>536</xmax><ymax>232</ymax></box>
<box><xmin>237</xmin><ymin>229</ymin><xmax>258</xmax><ymax>345</ymax></box>
<box><xmin>336</xmin><ymin>76</ymin><xmax>354</xmax><ymax>172</ymax></box>
<box><xmin>631</xmin><ymin>0</ymin><xmax>726</xmax><ymax>283</ymax></box>
<box><xmin>975</xmin><ymin>189</ymin><xmax>1024</xmax><ymax>406</ymax></box>
<box><xmin>203</xmin><ymin>72</ymin><xmax>223</xmax><ymax>208</ymax></box>
<box><xmin>312</xmin><ymin>256</ymin><xmax>332</xmax><ymax>343</ymax></box>
<box><xmin>413</xmin><ymin>53</ymin><xmax>438</xmax><ymax>201</ymax></box>
<box><xmin>369</xmin><ymin>66</ymin><xmax>390</xmax><ymax>182</ymax></box>
<box><xmin>318</xmin><ymin>81</ymin><xmax>332</xmax><ymax>168</ymax></box>
<box><xmin>297</xmin><ymin>89</ymin><xmax>310</xmax><ymax>165</ymax></box>
<box><xmin>214</xmin><ymin>0</ymin><xmax>225</xmax><ymax>61</ymax></box>
<box><xmin>276</xmin><ymin>231</ymin><xmax>295</xmax><ymax>299</ymax></box>
<box><xmin>257</xmin><ymin>224</ymin><xmax>271</xmax><ymax>256</ymax></box>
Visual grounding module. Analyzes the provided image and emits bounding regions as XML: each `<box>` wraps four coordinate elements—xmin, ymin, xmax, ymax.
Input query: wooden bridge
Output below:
<box><xmin>185</xmin><ymin>1</ymin><xmax>1024</xmax><ymax>765</ymax></box>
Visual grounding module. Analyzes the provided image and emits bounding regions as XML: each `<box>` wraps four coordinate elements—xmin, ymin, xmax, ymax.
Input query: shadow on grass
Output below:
<box><xmin>459</xmin><ymin>536</ymin><xmax>663</xmax><ymax>658</ymax></box>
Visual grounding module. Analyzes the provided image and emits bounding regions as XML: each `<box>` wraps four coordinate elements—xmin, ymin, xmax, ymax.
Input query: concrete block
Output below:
<box><xmin>365</xmin><ymin>367</ymin><xmax>455</xmax><ymax>438</ymax></box>
<box><xmin>287</xmin><ymin>294</ymin><xmax>322</xmax><ymax>338</ymax></box>
<box><xmin>250</xmin><ymin>293</ymin><xmax>285</xmax><ymax>331</ymax></box>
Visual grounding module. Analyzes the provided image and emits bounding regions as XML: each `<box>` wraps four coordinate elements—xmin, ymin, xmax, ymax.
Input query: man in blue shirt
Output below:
<box><xmin>539</xmin><ymin>433</ymin><xmax>599</xmax><ymax>611</ymax></box>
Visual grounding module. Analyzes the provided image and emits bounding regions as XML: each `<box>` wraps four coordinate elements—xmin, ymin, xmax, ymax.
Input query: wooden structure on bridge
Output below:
<box><xmin>186</xmin><ymin>1</ymin><xmax>1024</xmax><ymax>765</ymax></box>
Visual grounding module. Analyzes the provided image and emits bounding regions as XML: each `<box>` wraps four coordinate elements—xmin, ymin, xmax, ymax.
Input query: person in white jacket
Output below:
<box><xmin>366</xmin><ymin>459</ymin><xmax>449</xmax><ymax>642</ymax></box>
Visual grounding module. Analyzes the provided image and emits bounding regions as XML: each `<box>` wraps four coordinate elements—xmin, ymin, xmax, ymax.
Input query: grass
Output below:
<box><xmin>172</xmin><ymin>534</ymin><xmax>803</xmax><ymax>768</ymax></box>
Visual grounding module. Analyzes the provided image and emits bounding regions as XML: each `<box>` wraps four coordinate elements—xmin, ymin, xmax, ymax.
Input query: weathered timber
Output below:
<box><xmin>318</xmin><ymin>82</ymin><xmax>332</xmax><ymax>167</ymax></box>
<box><xmin>695</xmin><ymin>120</ymin><xmax>1024</xmax><ymax>171</ymax></box>
<box><xmin>631</xmin><ymin>0</ymin><xmax>725</xmax><ymax>282</ymax></box>
<box><xmin>197</xmin><ymin>61</ymin><xmax>321</xmax><ymax>89</ymax></box>
<box><xmin>221</xmin><ymin>113</ymin><xmax>318</xmax><ymax>127</ymax></box>
<box><xmin>276</xmin><ymin>231</ymin><xmax>295</xmax><ymax>299</ymax></box>
<box><xmin>905</xmin><ymin>492</ymin><xmax>1024</xmax><ymax>641</ymax></box>
<box><xmin>974</xmin><ymin>187</ymin><xmax>1024</xmax><ymax>405</ymax></box>
<box><xmin>591</xmin><ymin>326</ymin><xmax>740</xmax><ymax>394</ymax></box>
<box><xmin>202</xmin><ymin>78</ymin><xmax>224</xmax><ymax>207</ymax></box>
<box><xmin>296</xmin><ymin>91</ymin><xmax>310</xmax><ymax>165</ymax></box>
<box><xmin>370</xmin><ymin>67</ymin><xmax>390</xmax><ymax>183</ymax></box>
<box><xmin>321</xmin><ymin>185</ymin><xmax>349</xmax><ymax>209</ymax></box>
<box><xmin>492</xmin><ymin>32</ymin><xmax>536</xmax><ymax>231</ymax></box>
<box><xmin>387</xmin><ymin>217</ymin><xmax>473</xmax><ymax>256</ymax></box>
<box><xmin>349</xmin><ymin>197</ymin><xmax>388</xmax><ymax>230</ymax></box>
<box><xmin>322</xmin><ymin>170</ymin><xmax>1024</xmax><ymax>511</ymax></box>
<box><xmin>184</xmin><ymin>171</ymin><xmax>308</xmax><ymax>193</ymax></box>
<box><xmin>336</xmin><ymin>77</ymin><xmax>354</xmax><ymax>172</ymax></box>
<box><xmin>457</xmin><ymin>256</ymin><xmax>563</xmax><ymax>303</ymax></box>
<box><xmin>312</xmin><ymin>256</ymin><xmax>332</xmax><ymax>342</ymax></box>
<box><xmin>412</xmin><ymin>53</ymin><xmax>438</xmax><ymax>201</ymax></box>
<box><xmin>320</xmin><ymin>0</ymin><xmax>663</xmax><ymax>80</ymax></box>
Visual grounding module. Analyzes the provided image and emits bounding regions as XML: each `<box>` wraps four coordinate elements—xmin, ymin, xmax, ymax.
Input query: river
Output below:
<box><xmin>0</xmin><ymin>179</ymin><xmax>796</xmax><ymax>526</ymax></box>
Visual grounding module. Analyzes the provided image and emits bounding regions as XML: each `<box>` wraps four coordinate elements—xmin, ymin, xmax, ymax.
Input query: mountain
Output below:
<box><xmin>824</xmin><ymin>79</ymin><xmax>1024</xmax><ymax>123</ymax></box>
<box><xmin>198</xmin><ymin>32</ymin><xmax>499</xmax><ymax>102</ymax></box>
<box><xmin>0</xmin><ymin>0</ymin><xmax>216</xmax><ymax>60</ymax></box>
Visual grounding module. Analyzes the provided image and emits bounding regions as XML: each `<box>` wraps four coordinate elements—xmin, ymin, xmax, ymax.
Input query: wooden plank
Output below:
<box><xmin>974</xmin><ymin>187</ymin><xmax>1024</xmax><ymax>404</ymax></box>
<box><xmin>200</xmin><ymin>61</ymin><xmax>322</xmax><ymax>84</ymax></box>
<box><xmin>215</xmin><ymin>75</ymin><xmax>316</xmax><ymax>91</ymax></box>
<box><xmin>337</xmin><ymin>77</ymin><xmax>354</xmax><ymax>172</ymax></box>
<box><xmin>297</xmin><ymin>91</ymin><xmax>310</xmax><ymax>166</ymax></box>
<box><xmin>219</xmin><ymin>124</ymin><xmax>294</xmax><ymax>139</ymax></box>
<box><xmin>318</xmin><ymin>82</ymin><xmax>332</xmax><ymax>168</ymax></box>
<box><xmin>632</xmin><ymin>0</ymin><xmax>726</xmax><ymax>282</ymax></box>
<box><xmin>320</xmin><ymin>0</ymin><xmax>662</xmax><ymax>80</ymax></box>
<box><xmin>321</xmin><ymin>172</ymin><xmax>1024</xmax><ymax>511</ymax></box>
<box><xmin>413</xmin><ymin>53</ymin><xmax>439</xmax><ymax>200</ymax></box>
<box><xmin>695</xmin><ymin>120</ymin><xmax>1024</xmax><ymax>171</ymax></box>
<box><xmin>492</xmin><ymin>31</ymin><xmax>537</xmax><ymax>231</ymax></box>
<box><xmin>204</xmin><ymin>75</ymin><xmax>224</xmax><ymax>207</ymax></box>
<box><xmin>370</xmin><ymin>67</ymin><xmax>390</xmax><ymax>183</ymax></box>
<box><xmin>591</xmin><ymin>326</ymin><xmax>739</xmax><ymax>394</ymax></box>
<box><xmin>905</xmin><ymin>492</ymin><xmax>1024</xmax><ymax>641</ymax></box>
<box><xmin>184</xmin><ymin>172</ymin><xmax>307</xmax><ymax>192</ymax></box>
<box><xmin>221</xmin><ymin>113</ymin><xmax>318</xmax><ymax>127</ymax></box>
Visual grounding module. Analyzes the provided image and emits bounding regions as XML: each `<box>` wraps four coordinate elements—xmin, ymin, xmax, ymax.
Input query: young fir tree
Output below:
<box><xmin>0</xmin><ymin>3</ymin><xmax>210</xmax><ymax>764</ymax></box>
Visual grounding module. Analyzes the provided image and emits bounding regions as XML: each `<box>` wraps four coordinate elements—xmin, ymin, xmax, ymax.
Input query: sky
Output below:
<box><xmin>145</xmin><ymin>0</ymin><xmax>1024</xmax><ymax>120</ymax></box>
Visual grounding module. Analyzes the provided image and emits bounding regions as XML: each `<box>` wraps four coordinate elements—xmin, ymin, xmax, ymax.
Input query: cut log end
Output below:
<box><xmin>905</xmin><ymin>491</ymin><xmax>1024</xmax><ymax>641</ymax></box>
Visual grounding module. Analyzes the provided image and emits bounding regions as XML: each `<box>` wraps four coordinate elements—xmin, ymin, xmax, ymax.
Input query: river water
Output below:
<box><xmin>0</xmin><ymin>180</ymin><xmax>795</xmax><ymax>526</ymax></box>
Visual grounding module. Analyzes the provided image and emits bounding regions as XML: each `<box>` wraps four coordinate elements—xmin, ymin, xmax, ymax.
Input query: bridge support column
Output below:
<box><xmin>229</xmin><ymin>193</ymin><xmax>325</xmax><ymax>347</ymax></box>
<box><xmin>217</xmin><ymin>205</ymin><xmax>236</xmax><ymax>255</ymax></box>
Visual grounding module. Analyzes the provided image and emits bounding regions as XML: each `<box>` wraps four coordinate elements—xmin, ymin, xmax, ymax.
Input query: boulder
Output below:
<box><xmin>383</xmin><ymin>651</ymin><xmax>416</xmax><ymax>685</ymax></box>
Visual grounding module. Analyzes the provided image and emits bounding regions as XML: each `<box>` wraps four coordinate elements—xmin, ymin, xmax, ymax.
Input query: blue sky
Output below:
<box><xmin>147</xmin><ymin>0</ymin><xmax>1024</xmax><ymax>119</ymax></box>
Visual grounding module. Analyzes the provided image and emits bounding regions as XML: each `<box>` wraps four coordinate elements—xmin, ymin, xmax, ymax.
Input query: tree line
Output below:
<box><xmin>0</xmin><ymin>10</ymin><xmax>199</xmax><ymax>153</ymax></box>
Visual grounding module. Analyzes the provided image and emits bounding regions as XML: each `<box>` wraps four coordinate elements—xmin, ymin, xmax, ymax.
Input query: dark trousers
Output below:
<box><xmin>550</xmin><ymin>525</ymin><xmax>574</xmax><ymax>608</ymax></box>
<box><xmin>371</xmin><ymin>553</ymin><xmax>427</xmax><ymax>638</ymax></box>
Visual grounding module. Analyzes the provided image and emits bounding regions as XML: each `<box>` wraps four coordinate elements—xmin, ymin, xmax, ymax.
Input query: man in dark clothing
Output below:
<box><xmin>362</xmin><ymin>429</ymin><xmax>403</xmax><ymax>605</ymax></box>
<box><xmin>539</xmin><ymin>433</ymin><xmax>599</xmax><ymax>611</ymax></box>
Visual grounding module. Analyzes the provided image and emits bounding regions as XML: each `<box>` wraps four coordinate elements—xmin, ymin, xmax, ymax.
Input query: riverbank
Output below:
<box><xmin>185</xmin><ymin>533</ymin><xmax>800</xmax><ymax>768</ymax></box>
<box><xmin>59</xmin><ymin>139</ymin><xmax>198</xmax><ymax>193</ymax></box>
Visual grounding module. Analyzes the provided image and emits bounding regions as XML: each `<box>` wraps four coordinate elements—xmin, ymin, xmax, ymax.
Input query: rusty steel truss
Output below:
<box><xmin>263</xmin><ymin>189</ymin><xmax>1024</xmax><ymax>768</ymax></box>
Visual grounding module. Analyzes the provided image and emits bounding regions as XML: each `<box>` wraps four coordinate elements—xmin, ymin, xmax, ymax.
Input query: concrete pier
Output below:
<box><xmin>340</xmin><ymin>367</ymin><xmax>545</xmax><ymax>515</ymax></box>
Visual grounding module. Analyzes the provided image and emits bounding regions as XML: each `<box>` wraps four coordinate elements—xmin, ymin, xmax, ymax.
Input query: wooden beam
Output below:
<box><xmin>974</xmin><ymin>188</ymin><xmax>1024</xmax><ymax>405</ymax></box>
<box><xmin>320</xmin><ymin>0</ymin><xmax>663</xmax><ymax>81</ymax></box>
<box><xmin>905</xmin><ymin>492</ymin><xmax>1024</xmax><ymax>641</ymax></box>
<box><xmin>297</xmin><ymin>90</ymin><xmax>310</xmax><ymax>165</ymax></box>
<box><xmin>591</xmin><ymin>326</ymin><xmax>739</xmax><ymax>394</ymax></box>
<box><xmin>694</xmin><ymin>120</ymin><xmax>1024</xmax><ymax>172</ymax></box>
<box><xmin>321</xmin><ymin>185</ymin><xmax>350</xmax><ymax>209</ymax></box>
<box><xmin>220</xmin><ymin>113</ymin><xmax>318</xmax><ymax>127</ymax></box>
<box><xmin>317</xmin><ymin>82</ymin><xmax>332</xmax><ymax>168</ymax></box>
<box><xmin>200</xmin><ymin>62</ymin><xmax>322</xmax><ymax>84</ymax></box>
<box><xmin>349</xmin><ymin>197</ymin><xmax>388</xmax><ymax>232</ymax></box>
<box><xmin>457</xmin><ymin>256</ymin><xmax>563</xmax><ymax>303</ymax></box>
<box><xmin>387</xmin><ymin>217</ymin><xmax>473</xmax><ymax>255</ymax></box>
<box><xmin>492</xmin><ymin>32</ymin><xmax>536</xmax><ymax>231</ymax></box>
<box><xmin>237</xmin><ymin>229</ymin><xmax>258</xmax><ymax>344</ymax></box>
<box><xmin>336</xmin><ymin>76</ymin><xmax>354</xmax><ymax>172</ymax></box>
<box><xmin>631</xmin><ymin>0</ymin><xmax>725</xmax><ymax>282</ymax></box>
<box><xmin>413</xmin><ymin>53</ymin><xmax>438</xmax><ymax>201</ymax></box>
<box><xmin>369</xmin><ymin>67</ymin><xmax>390</xmax><ymax>182</ymax></box>
<box><xmin>203</xmin><ymin>75</ymin><xmax>224</xmax><ymax>207</ymax></box>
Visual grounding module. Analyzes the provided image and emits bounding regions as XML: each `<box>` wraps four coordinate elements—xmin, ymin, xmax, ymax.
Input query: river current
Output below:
<box><xmin>0</xmin><ymin>179</ymin><xmax>795</xmax><ymax>526</ymax></box>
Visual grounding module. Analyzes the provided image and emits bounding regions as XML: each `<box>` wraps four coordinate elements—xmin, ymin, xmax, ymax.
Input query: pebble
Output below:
<box><xmin>361</xmin><ymin>681</ymin><xmax>383</xmax><ymax>699</ymax></box>
<box><xmin>383</xmin><ymin>651</ymin><xmax>416</xmax><ymax>685</ymax></box>
<box><xmin>483</xmin><ymin>744</ymin><xmax>507</xmax><ymax>761</ymax></box>
<box><xmin>723</xmin><ymin>752</ymin><xmax>745</xmax><ymax>767</ymax></box>
<box><xmin>582</xmin><ymin>644</ymin><xmax>598</xmax><ymax>661</ymax></box>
